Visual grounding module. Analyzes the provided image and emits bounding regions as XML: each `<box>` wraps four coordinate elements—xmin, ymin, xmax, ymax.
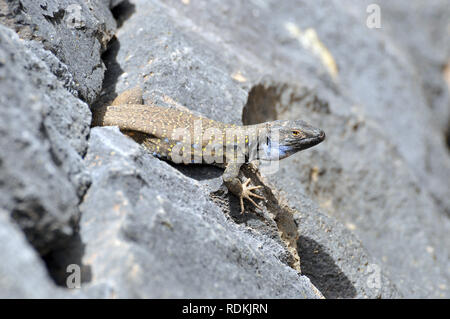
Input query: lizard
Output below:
<box><xmin>92</xmin><ymin>87</ymin><xmax>325</xmax><ymax>213</ymax></box>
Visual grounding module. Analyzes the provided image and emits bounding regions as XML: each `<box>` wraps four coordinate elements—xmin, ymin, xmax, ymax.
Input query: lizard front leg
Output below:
<box><xmin>223</xmin><ymin>161</ymin><xmax>264</xmax><ymax>214</ymax></box>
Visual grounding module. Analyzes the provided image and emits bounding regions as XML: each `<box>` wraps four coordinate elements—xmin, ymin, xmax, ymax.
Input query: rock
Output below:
<box><xmin>341</xmin><ymin>0</ymin><xmax>450</xmax><ymax>217</ymax></box>
<box><xmin>0</xmin><ymin>211</ymin><xmax>94</xmax><ymax>298</ymax></box>
<box><xmin>292</xmin><ymin>197</ymin><xmax>401</xmax><ymax>298</ymax></box>
<box><xmin>0</xmin><ymin>25</ymin><xmax>87</xmax><ymax>253</ymax></box>
<box><xmin>0</xmin><ymin>0</ymin><xmax>118</xmax><ymax>103</ymax></box>
<box><xmin>347</xmin><ymin>0</ymin><xmax>450</xmax><ymax>131</ymax></box>
<box><xmin>0</xmin><ymin>211</ymin><xmax>62</xmax><ymax>298</ymax></box>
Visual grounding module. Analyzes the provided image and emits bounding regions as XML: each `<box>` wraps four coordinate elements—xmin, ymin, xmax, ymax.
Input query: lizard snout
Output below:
<box><xmin>318</xmin><ymin>130</ymin><xmax>326</xmax><ymax>141</ymax></box>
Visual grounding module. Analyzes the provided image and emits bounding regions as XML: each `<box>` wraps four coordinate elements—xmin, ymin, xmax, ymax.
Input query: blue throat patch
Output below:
<box><xmin>265</xmin><ymin>139</ymin><xmax>293</xmax><ymax>160</ymax></box>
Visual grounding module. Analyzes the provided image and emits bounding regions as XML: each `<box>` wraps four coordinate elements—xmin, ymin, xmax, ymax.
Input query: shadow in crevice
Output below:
<box><xmin>169</xmin><ymin>162</ymin><xmax>224</xmax><ymax>181</ymax></box>
<box><xmin>297</xmin><ymin>235</ymin><xmax>357</xmax><ymax>298</ymax></box>
<box><xmin>93</xmin><ymin>36</ymin><xmax>123</xmax><ymax>109</ymax></box>
<box><xmin>111</xmin><ymin>0</ymin><xmax>136</xmax><ymax>28</ymax></box>
<box><xmin>242</xmin><ymin>83</ymin><xmax>280</xmax><ymax>125</ymax></box>
<box><xmin>242</xmin><ymin>80</ymin><xmax>330</xmax><ymax>126</ymax></box>
<box><xmin>92</xmin><ymin>1</ymin><xmax>135</xmax><ymax>109</ymax></box>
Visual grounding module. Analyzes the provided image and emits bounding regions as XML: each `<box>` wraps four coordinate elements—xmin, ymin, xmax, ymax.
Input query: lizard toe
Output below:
<box><xmin>240</xmin><ymin>181</ymin><xmax>265</xmax><ymax>213</ymax></box>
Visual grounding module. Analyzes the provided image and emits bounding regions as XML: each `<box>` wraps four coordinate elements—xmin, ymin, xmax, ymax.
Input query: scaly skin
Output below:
<box><xmin>92</xmin><ymin>87</ymin><xmax>325</xmax><ymax>213</ymax></box>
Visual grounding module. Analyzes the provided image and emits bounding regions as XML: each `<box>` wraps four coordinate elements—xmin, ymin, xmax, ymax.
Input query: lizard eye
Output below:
<box><xmin>292</xmin><ymin>130</ymin><xmax>302</xmax><ymax>137</ymax></box>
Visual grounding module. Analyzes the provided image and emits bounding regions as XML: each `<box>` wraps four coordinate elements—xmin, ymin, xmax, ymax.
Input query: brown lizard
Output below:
<box><xmin>92</xmin><ymin>87</ymin><xmax>325</xmax><ymax>213</ymax></box>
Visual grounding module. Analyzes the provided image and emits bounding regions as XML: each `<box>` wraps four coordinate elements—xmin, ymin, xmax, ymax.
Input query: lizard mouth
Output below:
<box><xmin>261</xmin><ymin>129</ymin><xmax>325</xmax><ymax>160</ymax></box>
<box><xmin>302</xmin><ymin>132</ymin><xmax>325</xmax><ymax>148</ymax></box>
<box><xmin>318</xmin><ymin>130</ymin><xmax>326</xmax><ymax>141</ymax></box>
<box><xmin>300</xmin><ymin>130</ymin><xmax>326</xmax><ymax>148</ymax></box>
<box><xmin>287</xmin><ymin>130</ymin><xmax>325</xmax><ymax>151</ymax></box>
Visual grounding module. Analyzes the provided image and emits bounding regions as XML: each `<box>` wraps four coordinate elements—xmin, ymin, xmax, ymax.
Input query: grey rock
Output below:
<box><xmin>345</xmin><ymin>0</ymin><xmax>450</xmax><ymax>131</ymax></box>
<box><xmin>376</xmin><ymin>0</ymin><xmax>450</xmax><ymax>217</ymax></box>
<box><xmin>0</xmin><ymin>0</ymin><xmax>119</xmax><ymax>103</ymax></box>
<box><xmin>0</xmin><ymin>211</ymin><xmax>93</xmax><ymax>298</ymax></box>
<box><xmin>0</xmin><ymin>25</ymin><xmax>89</xmax><ymax>252</ymax></box>
<box><xmin>338</xmin><ymin>0</ymin><xmax>450</xmax><ymax>220</ymax></box>
<box><xmin>292</xmin><ymin>196</ymin><xmax>401</xmax><ymax>298</ymax></box>
<box><xmin>0</xmin><ymin>211</ymin><xmax>63</xmax><ymax>298</ymax></box>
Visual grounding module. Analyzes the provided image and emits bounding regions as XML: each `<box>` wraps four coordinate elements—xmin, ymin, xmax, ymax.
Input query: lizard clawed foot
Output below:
<box><xmin>239</xmin><ymin>178</ymin><xmax>265</xmax><ymax>214</ymax></box>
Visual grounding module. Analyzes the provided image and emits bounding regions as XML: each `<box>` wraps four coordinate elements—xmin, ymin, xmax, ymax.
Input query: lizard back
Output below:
<box><xmin>92</xmin><ymin>104</ymin><xmax>254</xmax><ymax>165</ymax></box>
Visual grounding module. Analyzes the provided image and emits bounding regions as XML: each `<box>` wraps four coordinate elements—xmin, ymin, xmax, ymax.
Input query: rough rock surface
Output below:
<box><xmin>0</xmin><ymin>25</ymin><xmax>87</xmax><ymax>254</ymax></box>
<box><xmin>0</xmin><ymin>0</ymin><xmax>113</xmax><ymax>296</ymax></box>
<box><xmin>0</xmin><ymin>0</ymin><xmax>118</xmax><ymax>103</ymax></box>
<box><xmin>0</xmin><ymin>211</ymin><xmax>59</xmax><ymax>298</ymax></box>
<box><xmin>0</xmin><ymin>0</ymin><xmax>448</xmax><ymax>298</ymax></box>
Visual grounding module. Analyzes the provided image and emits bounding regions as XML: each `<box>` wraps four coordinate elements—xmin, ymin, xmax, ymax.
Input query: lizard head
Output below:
<box><xmin>259</xmin><ymin>120</ymin><xmax>325</xmax><ymax>160</ymax></box>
